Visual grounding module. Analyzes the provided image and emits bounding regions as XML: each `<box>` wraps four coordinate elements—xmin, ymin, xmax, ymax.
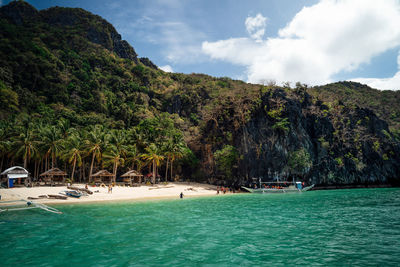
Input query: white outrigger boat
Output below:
<box><xmin>0</xmin><ymin>199</ymin><xmax>62</xmax><ymax>214</ymax></box>
<box><xmin>242</xmin><ymin>179</ymin><xmax>314</xmax><ymax>193</ymax></box>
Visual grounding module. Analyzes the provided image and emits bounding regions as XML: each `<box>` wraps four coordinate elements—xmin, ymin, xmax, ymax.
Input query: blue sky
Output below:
<box><xmin>3</xmin><ymin>0</ymin><xmax>400</xmax><ymax>90</ymax></box>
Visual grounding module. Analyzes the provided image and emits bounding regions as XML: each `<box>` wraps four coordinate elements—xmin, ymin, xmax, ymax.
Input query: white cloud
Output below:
<box><xmin>160</xmin><ymin>65</ymin><xmax>173</xmax><ymax>72</ymax></box>
<box><xmin>202</xmin><ymin>0</ymin><xmax>400</xmax><ymax>89</ymax></box>
<box><xmin>351</xmin><ymin>52</ymin><xmax>400</xmax><ymax>90</ymax></box>
<box><xmin>158</xmin><ymin>21</ymin><xmax>206</xmax><ymax>64</ymax></box>
<box><xmin>245</xmin><ymin>13</ymin><xmax>267</xmax><ymax>42</ymax></box>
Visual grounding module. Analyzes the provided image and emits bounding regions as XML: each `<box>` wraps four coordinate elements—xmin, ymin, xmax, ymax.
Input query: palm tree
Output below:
<box><xmin>63</xmin><ymin>133</ymin><xmax>83</xmax><ymax>182</ymax></box>
<box><xmin>58</xmin><ymin>118</ymin><xmax>73</xmax><ymax>138</ymax></box>
<box><xmin>141</xmin><ymin>143</ymin><xmax>164</xmax><ymax>184</ymax></box>
<box><xmin>126</xmin><ymin>144</ymin><xmax>141</xmax><ymax>170</ymax></box>
<box><xmin>40</xmin><ymin>125</ymin><xmax>63</xmax><ymax>169</ymax></box>
<box><xmin>13</xmin><ymin>126</ymin><xmax>39</xmax><ymax>169</ymax></box>
<box><xmin>109</xmin><ymin>129</ymin><xmax>127</xmax><ymax>158</ymax></box>
<box><xmin>162</xmin><ymin>140</ymin><xmax>174</xmax><ymax>182</ymax></box>
<box><xmin>85</xmin><ymin>125</ymin><xmax>108</xmax><ymax>182</ymax></box>
<box><xmin>103</xmin><ymin>146</ymin><xmax>125</xmax><ymax>183</ymax></box>
<box><xmin>0</xmin><ymin>125</ymin><xmax>11</xmax><ymax>172</ymax></box>
<box><xmin>169</xmin><ymin>142</ymin><xmax>186</xmax><ymax>181</ymax></box>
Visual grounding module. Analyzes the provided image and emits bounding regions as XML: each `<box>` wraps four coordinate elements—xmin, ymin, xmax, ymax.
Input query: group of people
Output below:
<box><xmin>84</xmin><ymin>183</ymin><xmax>113</xmax><ymax>193</ymax></box>
<box><xmin>216</xmin><ymin>186</ymin><xmax>239</xmax><ymax>194</ymax></box>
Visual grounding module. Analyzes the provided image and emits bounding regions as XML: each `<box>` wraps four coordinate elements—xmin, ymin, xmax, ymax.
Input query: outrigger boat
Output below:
<box><xmin>242</xmin><ymin>179</ymin><xmax>314</xmax><ymax>193</ymax></box>
<box><xmin>0</xmin><ymin>199</ymin><xmax>62</xmax><ymax>214</ymax></box>
<box><xmin>60</xmin><ymin>190</ymin><xmax>83</xmax><ymax>198</ymax></box>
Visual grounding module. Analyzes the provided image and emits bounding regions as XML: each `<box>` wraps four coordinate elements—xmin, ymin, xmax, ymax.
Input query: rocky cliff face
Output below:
<box><xmin>196</xmin><ymin>88</ymin><xmax>400</xmax><ymax>186</ymax></box>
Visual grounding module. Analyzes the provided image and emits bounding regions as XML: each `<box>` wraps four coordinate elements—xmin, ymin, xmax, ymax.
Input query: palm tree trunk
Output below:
<box><xmin>34</xmin><ymin>160</ymin><xmax>37</xmax><ymax>180</ymax></box>
<box><xmin>71</xmin><ymin>158</ymin><xmax>76</xmax><ymax>182</ymax></box>
<box><xmin>52</xmin><ymin>151</ymin><xmax>55</xmax><ymax>168</ymax></box>
<box><xmin>152</xmin><ymin>159</ymin><xmax>156</xmax><ymax>184</ymax></box>
<box><xmin>0</xmin><ymin>155</ymin><xmax>4</xmax><ymax>172</ymax></box>
<box><xmin>114</xmin><ymin>161</ymin><xmax>118</xmax><ymax>183</ymax></box>
<box><xmin>24</xmin><ymin>148</ymin><xmax>28</xmax><ymax>169</ymax></box>
<box><xmin>82</xmin><ymin>158</ymin><xmax>86</xmax><ymax>182</ymax></box>
<box><xmin>89</xmin><ymin>152</ymin><xmax>95</xmax><ymax>183</ymax></box>
<box><xmin>171</xmin><ymin>160</ymin><xmax>174</xmax><ymax>181</ymax></box>
<box><xmin>165</xmin><ymin>157</ymin><xmax>169</xmax><ymax>182</ymax></box>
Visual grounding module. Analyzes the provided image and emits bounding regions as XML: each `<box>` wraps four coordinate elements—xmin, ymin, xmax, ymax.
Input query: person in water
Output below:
<box><xmin>180</xmin><ymin>192</ymin><xmax>184</xmax><ymax>199</ymax></box>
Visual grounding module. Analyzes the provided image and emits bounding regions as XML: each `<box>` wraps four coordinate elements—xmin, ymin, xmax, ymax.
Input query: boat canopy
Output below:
<box><xmin>1</xmin><ymin>166</ymin><xmax>29</xmax><ymax>177</ymax></box>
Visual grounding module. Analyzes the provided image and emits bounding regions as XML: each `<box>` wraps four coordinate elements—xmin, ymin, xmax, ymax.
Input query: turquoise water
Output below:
<box><xmin>1</xmin><ymin>188</ymin><xmax>400</xmax><ymax>266</ymax></box>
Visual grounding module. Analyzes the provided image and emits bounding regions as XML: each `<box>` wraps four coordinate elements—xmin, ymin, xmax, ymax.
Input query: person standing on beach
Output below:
<box><xmin>180</xmin><ymin>192</ymin><xmax>183</xmax><ymax>198</ymax></box>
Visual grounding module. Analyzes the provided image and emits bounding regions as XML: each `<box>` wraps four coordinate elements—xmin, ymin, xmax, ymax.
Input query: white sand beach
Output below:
<box><xmin>0</xmin><ymin>183</ymin><xmax>222</xmax><ymax>205</ymax></box>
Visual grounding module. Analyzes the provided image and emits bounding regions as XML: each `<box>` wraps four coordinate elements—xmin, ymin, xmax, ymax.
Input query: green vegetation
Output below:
<box><xmin>309</xmin><ymin>81</ymin><xmax>400</xmax><ymax>133</ymax></box>
<box><xmin>288</xmin><ymin>148</ymin><xmax>312</xmax><ymax>175</ymax></box>
<box><xmin>214</xmin><ymin>145</ymin><xmax>239</xmax><ymax>179</ymax></box>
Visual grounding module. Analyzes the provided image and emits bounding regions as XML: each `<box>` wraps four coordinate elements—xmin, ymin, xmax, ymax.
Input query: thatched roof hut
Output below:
<box><xmin>1</xmin><ymin>166</ymin><xmax>29</xmax><ymax>188</ymax></box>
<box><xmin>121</xmin><ymin>170</ymin><xmax>143</xmax><ymax>185</ymax></box>
<box><xmin>91</xmin><ymin>170</ymin><xmax>114</xmax><ymax>184</ymax></box>
<box><xmin>39</xmin><ymin>168</ymin><xmax>67</xmax><ymax>185</ymax></box>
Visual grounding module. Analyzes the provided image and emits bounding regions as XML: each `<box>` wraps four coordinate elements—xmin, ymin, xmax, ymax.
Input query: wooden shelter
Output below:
<box><xmin>39</xmin><ymin>168</ymin><xmax>67</xmax><ymax>185</ymax></box>
<box><xmin>121</xmin><ymin>170</ymin><xmax>143</xmax><ymax>186</ymax></box>
<box><xmin>1</xmin><ymin>166</ymin><xmax>29</xmax><ymax>188</ymax></box>
<box><xmin>91</xmin><ymin>170</ymin><xmax>114</xmax><ymax>184</ymax></box>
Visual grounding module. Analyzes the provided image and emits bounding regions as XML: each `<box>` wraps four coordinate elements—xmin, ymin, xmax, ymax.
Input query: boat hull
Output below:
<box><xmin>242</xmin><ymin>184</ymin><xmax>314</xmax><ymax>193</ymax></box>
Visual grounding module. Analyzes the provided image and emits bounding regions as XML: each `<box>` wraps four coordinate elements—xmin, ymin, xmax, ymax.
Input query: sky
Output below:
<box><xmin>3</xmin><ymin>0</ymin><xmax>400</xmax><ymax>90</ymax></box>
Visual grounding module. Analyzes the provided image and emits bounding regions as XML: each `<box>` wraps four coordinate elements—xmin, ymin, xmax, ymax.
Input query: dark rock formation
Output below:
<box><xmin>198</xmin><ymin>88</ymin><xmax>400</xmax><ymax>186</ymax></box>
<box><xmin>140</xmin><ymin>57</ymin><xmax>158</xmax><ymax>69</ymax></box>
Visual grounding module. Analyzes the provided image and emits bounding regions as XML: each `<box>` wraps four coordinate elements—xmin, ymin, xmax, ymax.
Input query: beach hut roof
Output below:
<box><xmin>1</xmin><ymin>166</ymin><xmax>29</xmax><ymax>176</ymax></box>
<box><xmin>91</xmin><ymin>170</ymin><xmax>114</xmax><ymax>177</ymax></box>
<box><xmin>121</xmin><ymin>170</ymin><xmax>143</xmax><ymax>177</ymax></box>
<box><xmin>39</xmin><ymin>168</ymin><xmax>67</xmax><ymax>176</ymax></box>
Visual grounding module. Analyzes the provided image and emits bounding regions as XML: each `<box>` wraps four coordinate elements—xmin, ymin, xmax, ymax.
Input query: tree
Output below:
<box><xmin>103</xmin><ymin>146</ymin><xmax>125</xmax><ymax>183</ymax></box>
<box><xmin>169</xmin><ymin>141</ymin><xmax>186</xmax><ymax>181</ymax></box>
<box><xmin>63</xmin><ymin>133</ymin><xmax>83</xmax><ymax>182</ymax></box>
<box><xmin>13</xmin><ymin>126</ymin><xmax>38</xmax><ymax>169</ymax></box>
<box><xmin>40</xmin><ymin>125</ymin><xmax>63</xmax><ymax>169</ymax></box>
<box><xmin>141</xmin><ymin>143</ymin><xmax>164</xmax><ymax>184</ymax></box>
<box><xmin>288</xmin><ymin>148</ymin><xmax>312</xmax><ymax>177</ymax></box>
<box><xmin>85</xmin><ymin>125</ymin><xmax>108</xmax><ymax>182</ymax></box>
<box><xmin>0</xmin><ymin>125</ymin><xmax>11</xmax><ymax>172</ymax></box>
<box><xmin>214</xmin><ymin>145</ymin><xmax>239</xmax><ymax>179</ymax></box>
<box><xmin>126</xmin><ymin>144</ymin><xmax>141</xmax><ymax>171</ymax></box>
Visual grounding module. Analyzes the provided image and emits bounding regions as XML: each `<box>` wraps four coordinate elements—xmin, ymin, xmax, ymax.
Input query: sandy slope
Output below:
<box><xmin>0</xmin><ymin>182</ymin><xmax>219</xmax><ymax>205</ymax></box>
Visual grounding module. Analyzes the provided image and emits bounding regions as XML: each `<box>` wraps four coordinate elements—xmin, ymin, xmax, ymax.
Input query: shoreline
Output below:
<box><xmin>0</xmin><ymin>182</ymin><xmax>226</xmax><ymax>206</ymax></box>
<box><xmin>1</xmin><ymin>183</ymin><xmax>397</xmax><ymax>207</ymax></box>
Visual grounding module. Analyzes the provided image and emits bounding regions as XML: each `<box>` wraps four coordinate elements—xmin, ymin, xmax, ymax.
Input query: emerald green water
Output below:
<box><xmin>1</xmin><ymin>188</ymin><xmax>400</xmax><ymax>266</ymax></box>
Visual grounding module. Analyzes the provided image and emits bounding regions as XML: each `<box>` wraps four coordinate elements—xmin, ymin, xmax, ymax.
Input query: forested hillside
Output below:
<box><xmin>1</xmin><ymin>1</ymin><xmax>399</xmax><ymax>186</ymax></box>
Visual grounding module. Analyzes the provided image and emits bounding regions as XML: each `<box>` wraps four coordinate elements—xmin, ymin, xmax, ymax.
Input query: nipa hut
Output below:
<box><xmin>39</xmin><ymin>168</ymin><xmax>67</xmax><ymax>185</ymax></box>
<box><xmin>121</xmin><ymin>170</ymin><xmax>143</xmax><ymax>186</ymax></box>
<box><xmin>1</xmin><ymin>166</ymin><xmax>29</xmax><ymax>188</ymax></box>
<box><xmin>91</xmin><ymin>170</ymin><xmax>114</xmax><ymax>184</ymax></box>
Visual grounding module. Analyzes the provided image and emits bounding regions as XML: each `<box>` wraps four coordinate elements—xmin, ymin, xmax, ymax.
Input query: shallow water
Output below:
<box><xmin>1</xmin><ymin>188</ymin><xmax>400</xmax><ymax>266</ymax></box>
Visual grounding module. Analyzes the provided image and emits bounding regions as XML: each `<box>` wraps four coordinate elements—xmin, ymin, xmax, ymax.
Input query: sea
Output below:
<box><xmin>1</xmin><ymin>188</ymin><xmax>400</xmax><ymax>266</ymax></box>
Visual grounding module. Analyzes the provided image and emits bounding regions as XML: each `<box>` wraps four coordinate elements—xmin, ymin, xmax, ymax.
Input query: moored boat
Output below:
<box><xmin>60</xmin><ymin>190</ymin><xmax>82</xmax><ymax>198</ymax></box>
<box><xmin>242</xmin><ymin>180</ymin><xmax>314</xmax><ymax>193</ymax></box>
